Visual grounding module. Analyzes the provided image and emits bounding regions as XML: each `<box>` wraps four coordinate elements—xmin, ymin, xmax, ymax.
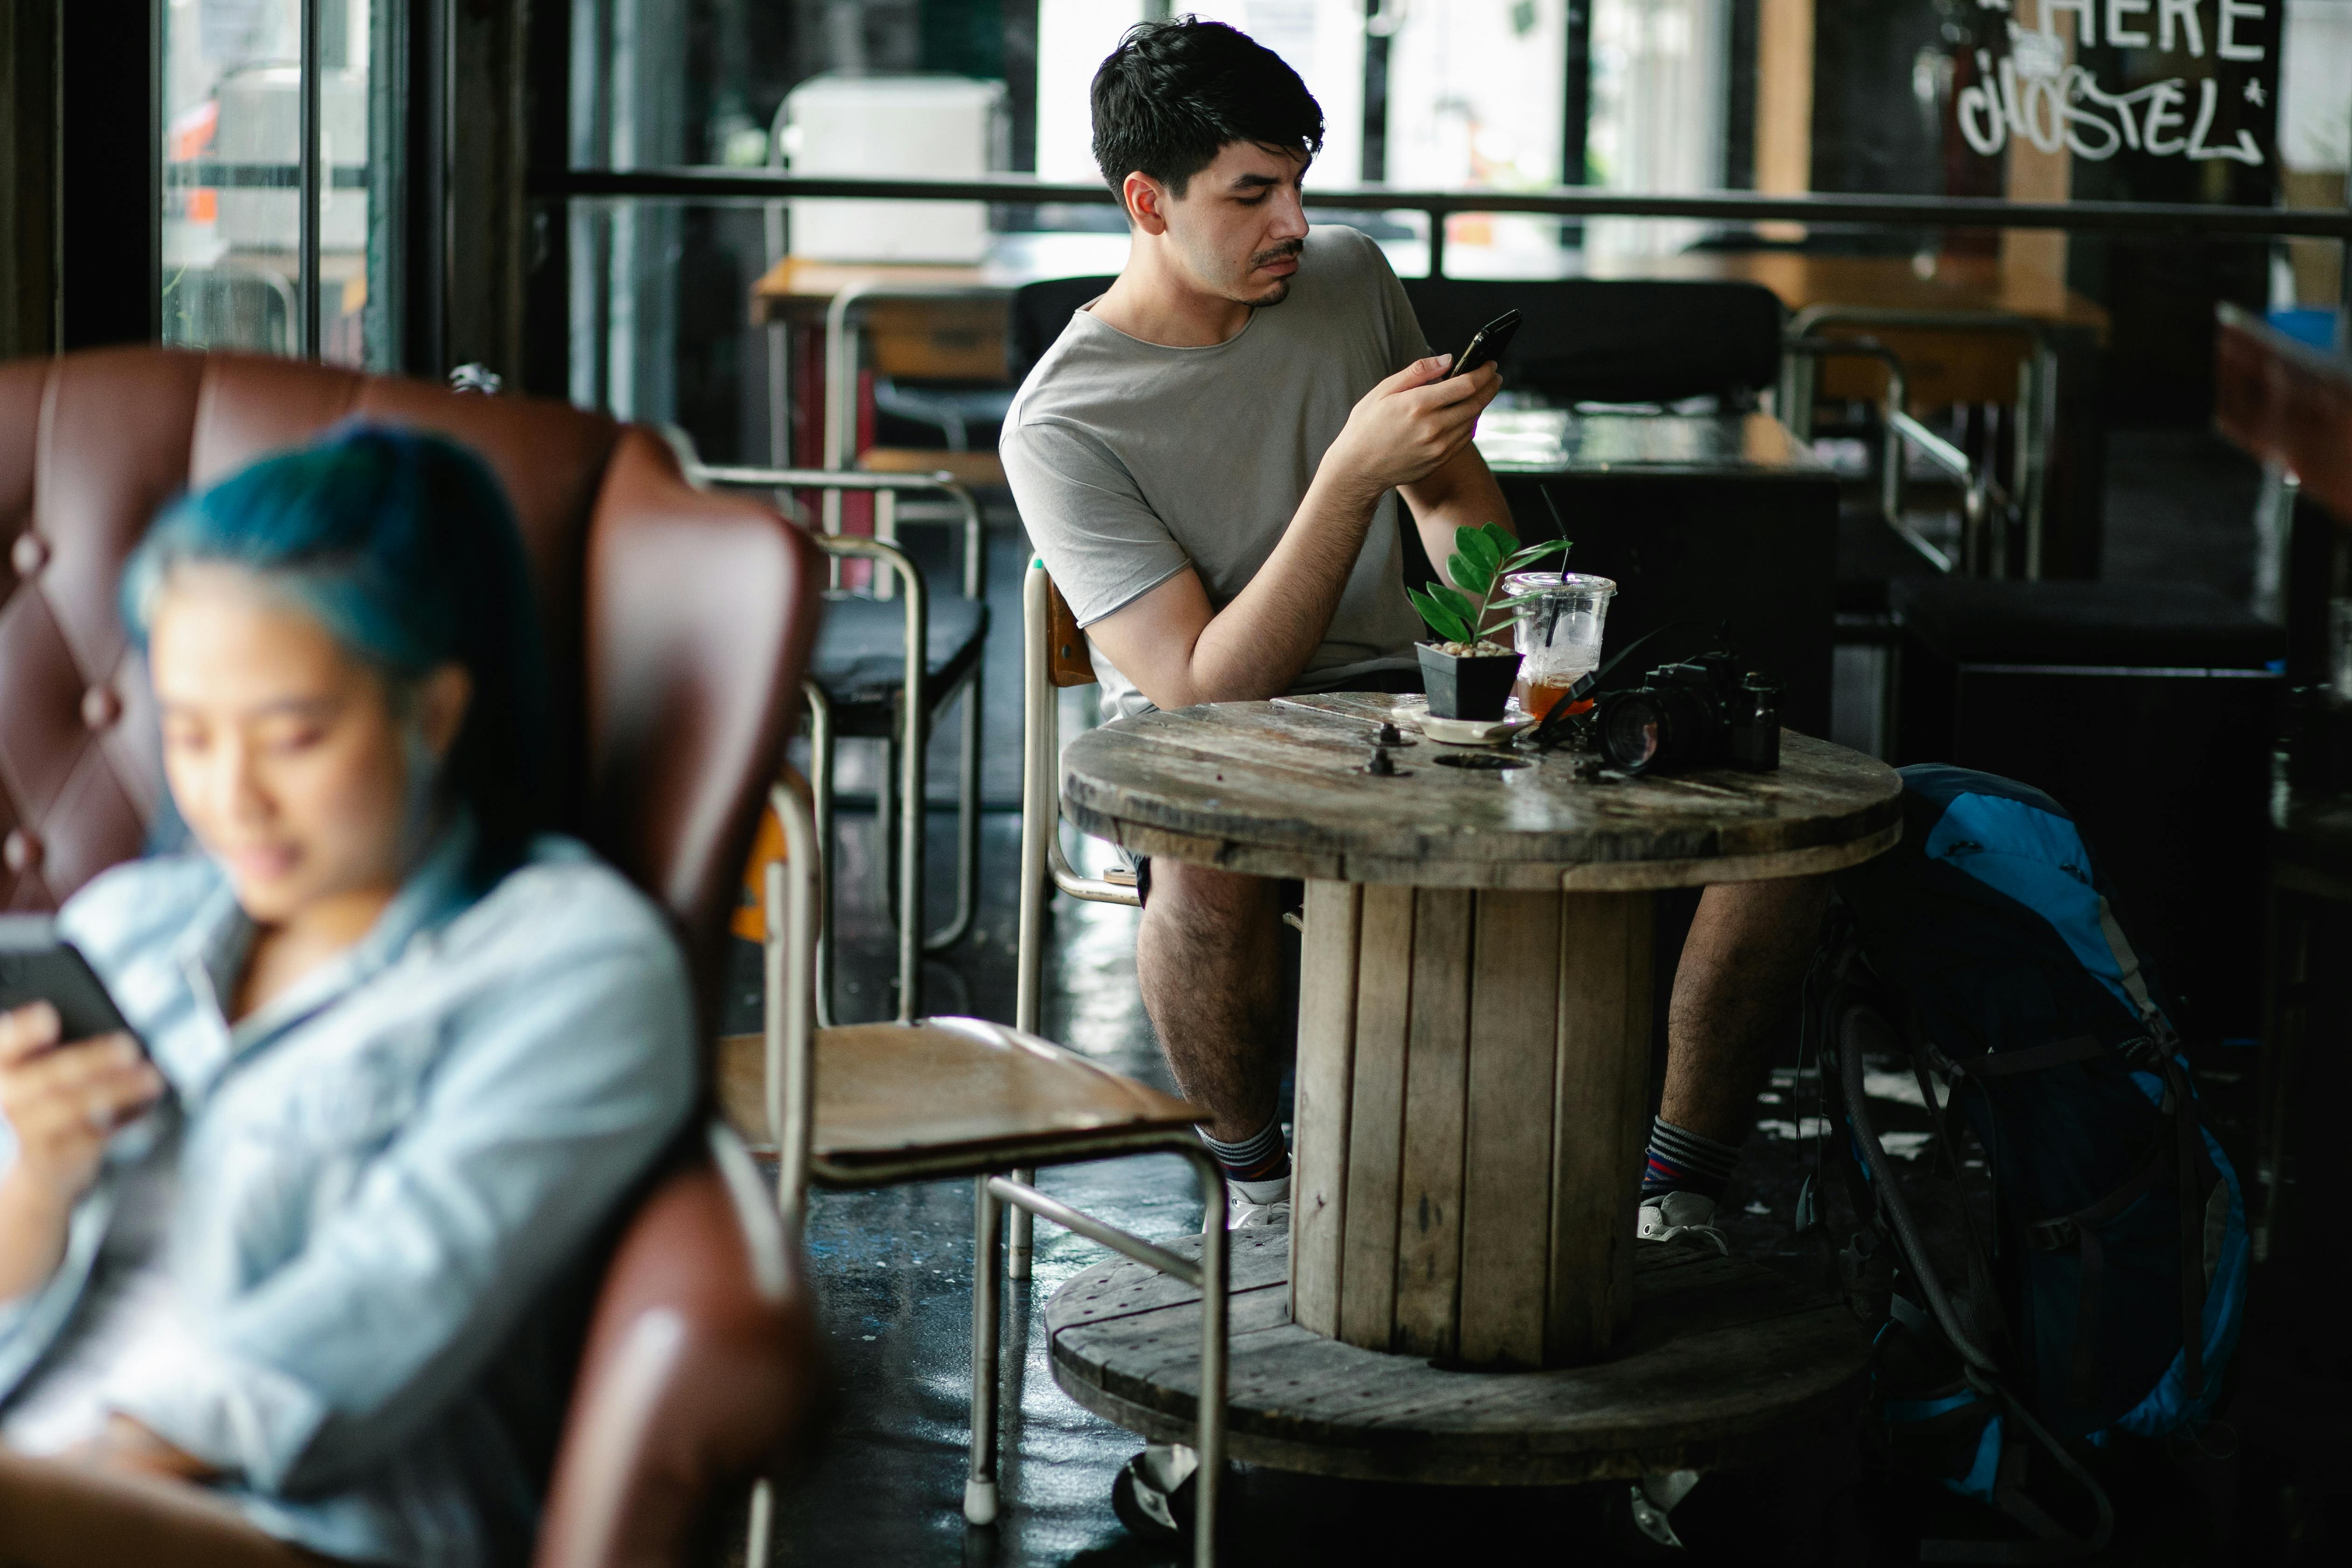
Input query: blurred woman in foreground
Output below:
<box><xmin>0</xmin><ymin>428</ymin><xmax>695</xmax><ymax>1565</ymax></box>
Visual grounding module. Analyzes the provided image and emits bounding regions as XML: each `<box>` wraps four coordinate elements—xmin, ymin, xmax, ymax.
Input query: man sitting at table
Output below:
<box><xmin>1002</xmin><ymin>17</ymin><xmax>1825</xmax><ymax>1249</ymax></box>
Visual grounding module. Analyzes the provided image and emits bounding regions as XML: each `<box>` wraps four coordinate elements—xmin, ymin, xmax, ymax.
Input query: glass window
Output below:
<box><xmin>161</xmin><ymin>0</ymin><xmax>399</xmax><ymax>367</ymax></box>
<box><xmin>1191</xmin><ymin>1</ymin><xmax>1367</xmax><ymax>182</ymax></box>
<box><xmin>1585</xmin><ymin>0</ymin><xmax>1730</xmax><ymax>259</ymax></box>
<box><xmin>1385</xmin><ymin>0</ymin><xmax>1573</xmax><ymax>275</ymax></box>
<box><xmin>2277</xmin><ymin>0</ymin><xmax>2350</xmax><ymax>320</ymax></box>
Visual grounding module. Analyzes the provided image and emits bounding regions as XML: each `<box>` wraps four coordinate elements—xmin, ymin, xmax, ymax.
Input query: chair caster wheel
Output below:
<box><xmin>962</xmin><ymin>1477</ymin><xmax>998</xmax><ymax>1526</ymax></box>
<box><xmin>1110</xmin><ymin>1443</ymin><xmax>1198</xmax><ymax>1538</ymax></box>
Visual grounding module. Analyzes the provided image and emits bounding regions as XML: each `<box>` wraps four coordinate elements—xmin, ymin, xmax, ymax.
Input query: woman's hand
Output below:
<box><xmin>75</xmin><ymin>1414</ymin><xmax>217</xmax><ymax>1482</ymax></box>
<box><xmin>0</xmin><ymin>1002</ymin><xmax>163</xmax><ymax>1211</ymax></box>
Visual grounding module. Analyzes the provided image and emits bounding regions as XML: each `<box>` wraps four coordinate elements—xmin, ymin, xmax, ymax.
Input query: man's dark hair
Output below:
<box><xmin>1091</xmin><ymin>17</ymin><xmax>1324</xmax><ymax>202</ymax></box>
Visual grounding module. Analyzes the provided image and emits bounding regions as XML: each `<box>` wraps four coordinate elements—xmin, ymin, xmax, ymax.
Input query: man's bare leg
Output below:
<box><xmin>1641</xmin><ymin>875</ymin><xmax>1832</xmax><ymax>1245</ymax></box>
<box><xmin>1134</xmin><ymin>861</ymin><xmax>1287</xmax><ymax>1143</ymax></box>
<box><xmin>1661</xmin><ymin>875</ymin><xmax>1833</xmax><ymax>1144</ymax></box>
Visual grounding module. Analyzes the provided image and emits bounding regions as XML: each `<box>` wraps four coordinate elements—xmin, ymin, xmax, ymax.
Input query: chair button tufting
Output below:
<box><xmin>81</xmin><ymin>686</ymin><xmax>121</xmax><ymax>731</ymax></box>
<box><xmin>9</xmin><ymin>532</ymin><xmax>48</xmax><ymax>576</ymax></box>
<box><xmin>2</xmin><ymin>830</ymin><xmax>40</xmax><ymax>875</ymax></box>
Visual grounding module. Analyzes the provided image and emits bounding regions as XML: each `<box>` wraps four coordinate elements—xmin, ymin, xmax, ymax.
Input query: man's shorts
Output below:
<box><xmin>1115</xmin><ymin>845</ymin><xmax>1300</xmax><ymax>917</ymax></box>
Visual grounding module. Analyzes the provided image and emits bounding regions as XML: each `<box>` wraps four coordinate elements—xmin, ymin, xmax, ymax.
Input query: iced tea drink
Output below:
<box><xmin>1507</xmin><ymin>572</ymin><xmax>1617</xmax><ymax>720</ymax></box>
<box><xmin>1512</xmin><ymin>671</ymin><xmax>1596</xmax><ymax>721</ymax></box>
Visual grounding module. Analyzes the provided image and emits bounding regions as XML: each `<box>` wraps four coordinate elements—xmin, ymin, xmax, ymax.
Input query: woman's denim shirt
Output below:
<box><xmin>0</xmin><ymin>819</ymin><xmax>696</xmax><ymax>1566</ymax></box>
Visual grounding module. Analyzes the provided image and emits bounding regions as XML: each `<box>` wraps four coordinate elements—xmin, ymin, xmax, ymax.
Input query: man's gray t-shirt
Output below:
<box><xmin>1001</xmin><ymin>224</ymin><xmax>1432</xmax><ymax>721</ymax></box>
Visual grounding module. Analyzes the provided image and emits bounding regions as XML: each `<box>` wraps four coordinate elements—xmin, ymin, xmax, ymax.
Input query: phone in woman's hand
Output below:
<box><xmin>0</xmin><ymin>918</ymin><xmax>138</xmax><ymax>1048</ymax></box>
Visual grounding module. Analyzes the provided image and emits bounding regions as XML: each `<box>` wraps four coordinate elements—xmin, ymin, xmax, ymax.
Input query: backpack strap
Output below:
<box><xmin>2155</xmin><ymin>1052</ymin><xmax>2209</xmax><ymax>1400</ymax></box>
<box><xmin>1960</xmin><ymin>1034</ymin><xmax>2107</xmax><ymax>1078</ymax></box>
<box><xmin>2092</xmin><ymin>893</ymin><xmax>2170</xmax><ymax>1037</ymax></box>
<box><xmin>1919</xmin><ymin>1371</ymin><xmax>2119</xmax><ymax>1564</ymax></box>
<box><xmin>1908</xmin><ymin>1046</ymin><xmax>2012</xmax><ymax>1363</ymax></box>
<box><xmin>2090</xmin><ymin>896</ymin><xmax>2213</xmax><ymax>1402</ymax></box>
<box><xmin>2027</xmin><ymin>1081</ymin><xmax>2181</xmax><ymax>1409</ymax></box>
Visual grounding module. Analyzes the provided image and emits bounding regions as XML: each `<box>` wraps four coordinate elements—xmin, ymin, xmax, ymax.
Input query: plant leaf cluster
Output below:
<box><xmin>1407</xmin><ymin>522</ymin><xmax>1571</xmax><ymax>648</ymax></box>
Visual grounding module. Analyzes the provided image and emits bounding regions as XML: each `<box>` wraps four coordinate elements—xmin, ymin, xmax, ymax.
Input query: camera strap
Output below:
<box><xmin>1522</xmin><ymin>616</ymin><xmax>1722</xmax><ymax>749</ymax></box>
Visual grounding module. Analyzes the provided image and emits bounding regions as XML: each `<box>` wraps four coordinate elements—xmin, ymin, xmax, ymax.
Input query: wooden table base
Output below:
<box><xmin>1292</xmin><ymin>879</ymin><xmax>1656</xmax><ymax>1369</ymax></box>
<box><xmin>1047</xmin><ymin>1230</ymin><xmax>1869</xmax><ymax>1486</ymax></box>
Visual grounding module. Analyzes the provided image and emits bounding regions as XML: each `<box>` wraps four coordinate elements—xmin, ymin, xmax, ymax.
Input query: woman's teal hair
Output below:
<box><xmin>123</xmin><ymin>424</ymin><xmax>553</xmax><ymax>882</ymax></box>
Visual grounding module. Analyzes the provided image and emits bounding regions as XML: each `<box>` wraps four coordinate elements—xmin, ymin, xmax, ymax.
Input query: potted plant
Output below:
<box><xmin>1407</xmin><ymin>523</ymin><xmax>1571</xmax><ymax>720</ymax></box>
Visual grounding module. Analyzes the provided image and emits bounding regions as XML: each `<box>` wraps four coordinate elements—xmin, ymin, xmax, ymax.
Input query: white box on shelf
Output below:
<box><xmin>783</xmin><ymin>75</ymin><xmax>1008</xmax><ymax>264</ymax></box>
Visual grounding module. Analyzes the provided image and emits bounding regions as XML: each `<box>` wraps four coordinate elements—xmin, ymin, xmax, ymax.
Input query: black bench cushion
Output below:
<box><xmin>811</xmin><ymin>592</ymin><xmax>990</xmax><ymax>713</ymax></box>
<box><xmin>1401</xmin><ymin>277</ymin><xmax>1785</xmax><ymax>405</ymax></box>
<box><xmin>1891</xmin><ymin>578</ymin><xmax>2284</xmax><ymax>670</ymax></box>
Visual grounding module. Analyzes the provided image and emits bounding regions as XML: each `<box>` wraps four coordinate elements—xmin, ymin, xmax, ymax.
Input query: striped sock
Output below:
<box><xmin>1201</xmin><ymin>1119</ymin><xmax>1290</xmax><ymax>1187</ymax></box>
<box><xmin>1642</xmin><ymin>1117</ymin><xmax>1741</xmax><ymax>1202</ymax></box>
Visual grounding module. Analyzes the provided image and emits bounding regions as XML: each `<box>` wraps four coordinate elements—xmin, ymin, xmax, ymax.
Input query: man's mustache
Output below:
<box><xmin>1250</xmin><ymin>240</ymin><xmax>1304</xmax><ymax>267</ymax></box>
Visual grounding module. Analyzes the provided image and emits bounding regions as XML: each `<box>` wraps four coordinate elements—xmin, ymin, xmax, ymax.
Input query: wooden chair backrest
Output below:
<box><xmin>1043</xmin><ymin>571</ymin><xmax>1096</xmax><ymax>689</ymax></box>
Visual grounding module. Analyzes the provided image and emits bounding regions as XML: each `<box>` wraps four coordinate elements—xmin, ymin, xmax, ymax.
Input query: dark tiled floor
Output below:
<box><xmin>729</xmin><ymin>465</ymin><xmax>2322</xmax><ymax>1564</ymax></box>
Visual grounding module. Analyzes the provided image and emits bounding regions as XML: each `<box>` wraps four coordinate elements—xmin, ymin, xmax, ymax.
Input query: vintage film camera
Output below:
<box><xmin>1594</xmin><ymin>651</ymin><xmax>1781</xmax><ymax>776</ymax></box>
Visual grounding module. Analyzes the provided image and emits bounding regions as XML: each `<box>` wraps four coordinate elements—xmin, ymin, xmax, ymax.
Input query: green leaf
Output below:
<box><xmin>1430</xmin><ymin>584</ymin><xmax>1477</xmax><ymax>624</ymax></box>
<box><xmin>1408</xmin><ymin>586</ymin><xmax>1473</xmax><ymax>644</ymax></box>
<box><xmin>1459</xmin><ymin>525</ymin><xmax>1505</xmax><ymax>575</ymax></box>
<box><xmin>1504</xmin><ymin>537</ymin><xmax>1572</xmax><ymax>570</ymax></box>
<box><xmin>1445</xmin><ymin>551</ymin><xmax>1491</xmax><ymax>597</ymax></box>
<box><xmin>1479</xmin><ymin>521</ymin><xmax>1516</xmax><ymax>554</ymax></box>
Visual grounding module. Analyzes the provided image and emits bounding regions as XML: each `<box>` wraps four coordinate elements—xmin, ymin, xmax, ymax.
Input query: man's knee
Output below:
<box><xmin>1690</xmin><ymin>875</ymin><xmax>1832</xmax><ymax>962</ymax></box>
<box><xmin>1142</xmin><ymin>861</ymin><xmax>1277</xmax><ymax>936</ymax></box>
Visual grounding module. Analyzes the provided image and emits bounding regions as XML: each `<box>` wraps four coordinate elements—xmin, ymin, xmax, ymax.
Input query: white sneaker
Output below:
<box><xmin>1637</xmin><ymin>1190</ymin><xmax>1730</xmax><ymax>1255</ymax></box>
<box><xmin>1229</xmin><ymin>1194</ymin><xmax>1291</xmax><ymax>1232</ymax></box>
<box><xmin>1217</xmin><ymin>1178</ymin><xmax>1291</xmax><ymax>1233</ymax></box>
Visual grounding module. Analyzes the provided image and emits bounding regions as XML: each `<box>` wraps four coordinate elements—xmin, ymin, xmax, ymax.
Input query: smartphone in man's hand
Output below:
<box><xmin>1446</xmin><ymin>309</ymin><xmax>1522</xmax><ymax>380</ymax></box>
<box><xmin>0</xmin><ymin>917</ymin><xmax>137</xmax><ymax>1047</ymax></box>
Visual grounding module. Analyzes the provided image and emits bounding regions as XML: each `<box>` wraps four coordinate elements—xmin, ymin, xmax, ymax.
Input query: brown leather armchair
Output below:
<box><xmin>0</xmin><ymin>348</ymin><xmax>826</xmax><ymax>1566</ymax></box>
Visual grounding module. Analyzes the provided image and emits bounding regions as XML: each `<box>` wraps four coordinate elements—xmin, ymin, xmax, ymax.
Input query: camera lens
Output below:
<box><xmin>1600</xmin><ymin>694</ymin><xmax>1666</xmax><ymax>771</ymax></box>
<box><xmin>1606</xmin><ymin>684</ymin><xmax>1716</xmax><ymax>774</ymax></box>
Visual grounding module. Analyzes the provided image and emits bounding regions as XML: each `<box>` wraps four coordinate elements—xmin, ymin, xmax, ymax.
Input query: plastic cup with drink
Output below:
<box><xmin>1508</xmin><ymin>572</ymin><xmax>1617</xmax><ymax>721</ymax></box>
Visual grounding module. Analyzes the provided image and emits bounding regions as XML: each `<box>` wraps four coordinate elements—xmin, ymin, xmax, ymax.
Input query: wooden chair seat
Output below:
<box><xmin>742</xmin><ymin>772</ymin><xmax>1232</xmax><ymax>1552</ymax></box>
<box><xmin>718</xmin><ymin>1018</ymin><xmax>1202</xmax><ymax>1175</ymax></box>
<box><xmin>856</xmin><ymin>447</ymin><xmax>1007</xmax><ymax>489</ymax></box>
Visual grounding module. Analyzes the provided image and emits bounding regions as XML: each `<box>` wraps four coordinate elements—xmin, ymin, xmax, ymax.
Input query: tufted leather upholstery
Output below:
<box><xmin>0</xmin><ymin>347</ymin><xmax>826</xmax><ymax>1565</ymax></box>
<box><xmin>535</xmin><ymin>1136</ymin><xmax>823</xmax><ymax>1568</ymax></box>
<box><xmin>0</xmin><ymin>347</ymin><xmax>821</xmax><ymax>1008</ymax></box>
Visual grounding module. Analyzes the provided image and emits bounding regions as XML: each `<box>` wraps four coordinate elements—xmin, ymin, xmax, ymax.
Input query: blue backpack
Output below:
<box><xmin>1809</xmin><ymin>765</ymin><xmax>2247</xmax><ymax>1561</ymax></box>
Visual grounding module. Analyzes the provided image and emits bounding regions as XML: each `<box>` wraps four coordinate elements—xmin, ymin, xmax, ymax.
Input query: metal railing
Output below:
<box><xmin>1783</xmin><ymin>315</ymin><xmax>2048</xmax><ymax>577</ymax></box>
<box><xmin>536</xmin><ymin>167</ymin><xmax>2352</xmax><ymax>281</ymax></box>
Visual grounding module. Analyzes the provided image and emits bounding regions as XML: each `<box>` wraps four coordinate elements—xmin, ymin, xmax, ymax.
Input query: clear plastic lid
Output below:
<box><xmin>1507</xmin><ymin>573</ymin><xmax>1617</xmax><ymax>680</ymax></box>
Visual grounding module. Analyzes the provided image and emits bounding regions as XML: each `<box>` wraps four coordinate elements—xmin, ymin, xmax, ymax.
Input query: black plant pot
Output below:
<box><xmin>1416</xmin><ymin>642</ymin><xmax>1520</xmax><ymax>721</ymax></box>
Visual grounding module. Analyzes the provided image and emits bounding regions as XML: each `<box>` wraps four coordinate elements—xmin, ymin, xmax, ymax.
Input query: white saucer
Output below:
<box><xmin>1416</xmin><ymin>713</ymin><xmax>1535</xmax><ymax>747</ymax></box>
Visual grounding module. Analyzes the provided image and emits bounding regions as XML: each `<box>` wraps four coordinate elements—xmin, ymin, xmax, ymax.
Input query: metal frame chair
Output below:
<box><xmin>688</xmin><ymin>459</ymin><xmax>987</xmax><ymax>1024</ymax></box>
<box><xmin>822</xmin><ymin>281</ymin><xmax>1014</xmax><ymax>497</ymax></box>
<box><xmin>1013</xmin><ymin>558</ymin><xmax>1144</xmax><ymax>1278</ymax></box>
<box><xmin>731</xmin><ymin>777</ymin><xmax>1228</xmax><ymax>1564</ymax></box>
<box><xmin>822</xmin><ymin>280</ymin><xmax>1015</xmax><ymax>465</ymax></box>
<box><xmin>1781</xmin><ymin>307</ymin><xmax>2059</xmax><ymax>579</ymax></box>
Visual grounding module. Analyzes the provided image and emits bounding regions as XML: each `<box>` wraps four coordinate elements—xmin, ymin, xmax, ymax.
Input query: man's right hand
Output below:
<box><xmin>0</xmin><ymin>1002</ymin><xmax>161</xmax><ymax>1212</ymax></box>
<box><xmin>1319</xmin><ymin>354</ymin><xmax>1502</xmax><ymax>503</ymax></box>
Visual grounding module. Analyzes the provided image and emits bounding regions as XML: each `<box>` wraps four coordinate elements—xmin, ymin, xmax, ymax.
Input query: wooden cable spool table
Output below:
<box><xmin>1045</xmin><ymin>692</ymin><xmax>1904</xmax><ymax>1484</ymax></box>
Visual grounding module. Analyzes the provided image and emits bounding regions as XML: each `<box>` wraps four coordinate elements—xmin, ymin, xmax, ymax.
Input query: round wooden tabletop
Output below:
<box><xmin>1061</xmin><ymin>692</ymin><xmax>1904</xmax><ymax>890</ymax></box>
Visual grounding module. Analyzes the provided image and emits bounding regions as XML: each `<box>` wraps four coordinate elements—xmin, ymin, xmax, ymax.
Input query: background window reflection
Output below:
<box><xmin>160</xmin><ymin>0</ymin><xmax>397</xmax><ymax>369</ymax></box>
